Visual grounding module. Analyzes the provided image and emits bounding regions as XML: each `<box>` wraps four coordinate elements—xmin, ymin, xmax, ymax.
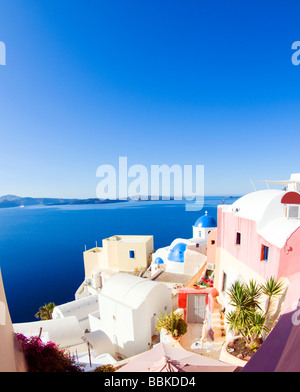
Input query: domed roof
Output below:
<box><xmin>167</xmin><ymin>242</ymin><xmax>187</xmax><ymax>263</ymax></box>
<box><xmin>154</xmin><ymin>257</ymin><xmax>164</xmax><ymax>264</ymax></box>
<box><xmin>230</xmin><ymin>190</ymin><xmax>283</xmax><ymax>222</ymax></box>
<box><xmin>194</xmin><ymin>211</ymin><xmax>217</xmax><ymax>228</ymax></box>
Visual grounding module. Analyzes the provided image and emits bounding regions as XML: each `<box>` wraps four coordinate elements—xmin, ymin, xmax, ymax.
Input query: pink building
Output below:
<box><xmin>214</xmin><ymin>176</ymin><xmax>300</xmax><ymax>314</ymax></box>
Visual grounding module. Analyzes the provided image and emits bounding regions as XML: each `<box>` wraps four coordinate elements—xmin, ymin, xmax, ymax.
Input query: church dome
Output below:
<box><xmin>194</xmin><ymin>211</ymin><xmax>217</xmax><ymax>228</ymax></box>
<box><xmin>154</xmin><ymin>257</ymin><xmax>164</xmax><ymax>264</ymax></box>
<box><xmin>167</xmin><ymin>242</ymin><xmax>187</xmax><ymax>263</ymax></box>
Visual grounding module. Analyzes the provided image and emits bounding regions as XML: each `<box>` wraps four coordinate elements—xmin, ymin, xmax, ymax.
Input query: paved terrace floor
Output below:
<box><xmin>178</xmin><ymin>299</ymin><xmax>226</xmax><ymax>360</ymax></box>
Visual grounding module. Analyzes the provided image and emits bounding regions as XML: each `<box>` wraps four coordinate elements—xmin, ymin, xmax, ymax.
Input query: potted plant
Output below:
<box><xmin>222</xmin><ymin>277</ymin><xmax>285</xmax><ymax>363</ymax></box>
<box><xmin>156</xmin><ymin>311</ymin><xmax>187</xmax><ymax>340</ymax></box>
<box><xmin>198</xmin><ymin>278</ymin><xmax>213</xmax><ymax>288</ymax></box>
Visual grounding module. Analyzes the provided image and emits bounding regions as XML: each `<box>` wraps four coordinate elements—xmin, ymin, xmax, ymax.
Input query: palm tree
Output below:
<box><xmin>35</xmin><ymin>302</ymin><xmax>56</xmax><ymax>320</ymax></box>
<box><xmin>261</xmin><ymin>277</ymin><xmax>285</xmax><ymax>317</ymax></box>
<box><xmin>227</xmin><ymin>281</ymin><xmax>261</xmax><ymax>322</ymax></box>
<box><xmin>226</xmin><ymin>281</ymin><xmax>262</xmax><ymax>348</ymax></box>
<box><xmin>226</xmin><ymin>278</ymin><xmax>283</xmax><ymax>349</ymax></box>
<box><xmin>260</xmin><ymin>276</ymin><xmax>285</xmax><ymax>334</ymax></box>
<box><xmin>248</xmin><ymin>312</ymin><xmax>269</xmax><ymax>349</ymax></box>
<box><xmin>247</xmin><ymin>279</ymin><xmax>263</xmax><ymax>310</ymax></box>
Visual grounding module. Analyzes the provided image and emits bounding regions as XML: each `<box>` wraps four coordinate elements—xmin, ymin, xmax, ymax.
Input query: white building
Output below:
<box><xmin>150</xmin><ymin>211</ymin><xmax>217</xmax><ymax>275</ymax></box>
<box><xmin>52</xmin><ymin>294</ymin><xmax>99</xmax><ymax>331</ymax></box>
<box><xmin>192</xmin><ymin>211</ymin><xmax>217</xmax><ymax>241</ymax></box>
<box><xmin>13</xmin><ymin>316</ymin><xmax>86</xmax><ymax>353</ymax></box>
<box><xmin>76</xmin><ymin>235</ymin><xmax>154</xmax><ymax>298</ymax></box>
<box><xmin>88</xmin><ymin>273</ymin><xmax>172</xmax><ymax>358</ymax></box>
<box><xmin>13</xmin><ymin>316</ymin><xmax>117</xmax><ymax>370</ymax></box>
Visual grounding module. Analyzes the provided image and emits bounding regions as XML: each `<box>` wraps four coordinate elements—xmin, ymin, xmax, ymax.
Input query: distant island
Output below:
<box><xmin>0</xmin><ymin>195</ymin><xmax>128</xmax><ymax>209</ymax></box>
<box><xmin>0</xmin><ymin>194</ymin><xmax>180</xmax><ymax>209</ymax></box>
<box><xmin>0</xmin><ymin>194</ymin><xmax>241</xmax><ymax>209</ymax></box>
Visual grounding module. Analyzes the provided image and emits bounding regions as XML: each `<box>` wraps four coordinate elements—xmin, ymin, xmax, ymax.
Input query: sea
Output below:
<box><xmin>0</xmin><ymin>196</ymin><xmax>239</xmax><ymax>323</ymax></box>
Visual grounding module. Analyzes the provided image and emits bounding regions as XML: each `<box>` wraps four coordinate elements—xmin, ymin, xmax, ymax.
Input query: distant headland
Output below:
<box><xmin>0</xmin><ymin>194</ymin><xmax>240</xmax><ymax>209</ymax></box>
<box><xmin>0</xmin><ymin>195</ymin><xmax>128</xmax><ymax>209</ymax></box>
<box><xmin>0</xmin><ymin>194</ymin><xmax>179</xmax><ymax>209</ymax></box>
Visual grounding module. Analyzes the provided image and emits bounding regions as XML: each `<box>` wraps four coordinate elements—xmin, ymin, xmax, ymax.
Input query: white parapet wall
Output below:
<box><xmin>52</xmin><ymin>295</ymin><xmax>99</xmax><ymax>332</ymax></box>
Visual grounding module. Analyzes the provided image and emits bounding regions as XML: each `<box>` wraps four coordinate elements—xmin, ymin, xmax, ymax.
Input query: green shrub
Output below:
<box><xmin>94</xmin><ymin>364</ymin><xmax>116</xmax><ymax>372</ymax></box>
<box><xmin>226</xmin><ymin>277</ymin><xmax>285</xmax><ymax>349</ymax></box>
<box><xmin>156</xmin><ymin>311</ymin><xmax>187</xmax><ymax>338</ymax></box>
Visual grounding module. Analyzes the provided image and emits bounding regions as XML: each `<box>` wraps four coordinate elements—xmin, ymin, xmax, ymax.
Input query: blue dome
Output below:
<box><xmin>167</xmin><ymin>243</ymin><xmax>187</xmax><ymax>263</ymax></box>
<box><xmin>154</xmin><ymin>257</ymin><xmax>164</xmax><ymax>264</ymax></box>
<box><xmin>194</xmin><ymin>211</ymin><xmax>217</xmax><ymax>228</ymax></box>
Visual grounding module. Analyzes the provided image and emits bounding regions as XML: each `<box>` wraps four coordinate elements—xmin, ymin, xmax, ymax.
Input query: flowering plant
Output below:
<box><xmin>197</xmin><ymin>278</ymin><xmax>213</xmax><ymax>288</ymax></box>
<box><xmin>15</xmin><ymin>333</ymin><xmax>83</xmax><ymax>372</ymax></box>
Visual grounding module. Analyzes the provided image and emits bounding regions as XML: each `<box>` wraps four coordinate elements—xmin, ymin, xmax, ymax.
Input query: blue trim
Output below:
<box><xmin>264</xmin><ymin>246</ymin><xmax>269</xmax><ymax>261</ymax></box>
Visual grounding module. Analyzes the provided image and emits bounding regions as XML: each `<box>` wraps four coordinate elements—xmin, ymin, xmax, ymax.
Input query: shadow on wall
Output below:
<box><xmin>114</xmin><ymin>339</ymin><xmax>137</xmax><ymax>359</ymax></box>
<box><xmin>0</xmin><ymin>269</ymin><xmax>27</xmax><ymax>372</ymax></box>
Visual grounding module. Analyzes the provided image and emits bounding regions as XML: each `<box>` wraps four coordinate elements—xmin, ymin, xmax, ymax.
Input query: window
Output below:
<box><xmin>288</xmin><ymin>205</ymin><xmax>300</xmax><ymax>219</ymax></box>
<box><xmin>261</xmin><ymin>245</ymin><xmax>269</xmax><ymax>262</ymax></box>
<box><xmin>129</xmin><ymin>250</ymin><xmax>135</xmax><ymax>259</ymax></box>
<box><xmin>236</xmin><ymin>232</ymin><xmax>241</xmax><ymax>245</ymax></box>
<box><xmin>211</xmin><ymin>240</ymin><xmax>215</xmax><ymax>245</ymax></box>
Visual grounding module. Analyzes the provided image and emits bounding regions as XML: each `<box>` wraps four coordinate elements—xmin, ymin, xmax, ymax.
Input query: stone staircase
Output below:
<box><xmin>211</xmin><ymin>300</ymin><xmax>227</xmax><ymax>343</ymax></box>
<box><xmin>179</xmin><ymin>298</ymin><xmax>227</xmax><ymax>360</ymax></box>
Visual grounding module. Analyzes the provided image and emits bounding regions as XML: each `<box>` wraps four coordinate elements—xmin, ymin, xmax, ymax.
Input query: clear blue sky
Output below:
<box><xmin>1</xmin><ymin>0</ymin><xmax>300</xmax><ymax>198</ymax></box>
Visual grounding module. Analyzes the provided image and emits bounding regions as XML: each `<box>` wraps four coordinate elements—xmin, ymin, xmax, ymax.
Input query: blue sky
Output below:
<box><xmin>1</xmin><ymin>0</ymin><xmax>300</xmax><ymax>198</ymax></box>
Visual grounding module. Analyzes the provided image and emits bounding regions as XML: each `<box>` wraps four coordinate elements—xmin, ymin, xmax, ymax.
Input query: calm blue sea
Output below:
<box><xmin>0</xmin><ymin>196</ymin><xmax>239</xmax><ymax>323</ymax></box>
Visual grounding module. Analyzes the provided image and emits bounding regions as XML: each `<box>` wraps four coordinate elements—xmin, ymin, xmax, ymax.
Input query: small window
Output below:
<box><xmin>261</xmin><ymin>245</ymin><xmax>269</xmax><ymax>262</ymax></box>
<box><xmin>236</xmin><ymin>232</ymin><xmax>241</xmax><ymax>245</ymax></box>
<box><xmin>129</xmin><ymin>250</ymin><xmax>135</xmax><ymax>259</ymax></box>
<box><xmin>199</xmin><ymin>231</ymin><xmax>202</xmax><ymax>237</ymax></box>
<box><xmin>288</xmin><ymin>205</ymin><xmax>300</xmax><ymax>219</ymax></box>
<box><xmin>211</xmin><ymin>240</ymin><xmax>215</xmax><ymax>245</ymax></box>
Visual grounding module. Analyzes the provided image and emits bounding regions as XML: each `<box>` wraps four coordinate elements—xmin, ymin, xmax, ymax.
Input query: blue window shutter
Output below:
<box><xmin>129</xmin><ymin>250</ymin><xmax>135</xmax><ymax>259</ymax></box>
<box><xmin>264</xmin><ymin>246</ymin><xmax>269</xmax><ymax>261</ymax></box>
